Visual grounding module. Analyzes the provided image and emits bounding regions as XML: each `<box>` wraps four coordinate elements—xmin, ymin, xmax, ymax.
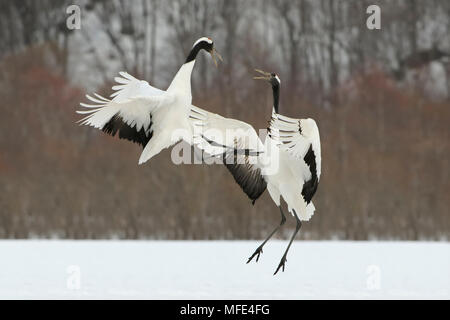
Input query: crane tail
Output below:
<box><xmin>289</xmin><ymin>196</ymin><xmax>315</xmax><ymax>221</ymax></box>
<box><xmin>299</xmin><ymin>202</ymin><xmax>315</xmax><ymax>221</ymax></box>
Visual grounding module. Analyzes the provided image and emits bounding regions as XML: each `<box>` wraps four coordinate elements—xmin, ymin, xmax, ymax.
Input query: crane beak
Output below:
<box><xmin>210</xmin><ymin>48</ymin><xmax>223</xmax><ymax>67</ymax></box>
<box><xmin>253</xmin><ymin>69</ymin><xmax>271</xmax><ymax>81</ymax></box>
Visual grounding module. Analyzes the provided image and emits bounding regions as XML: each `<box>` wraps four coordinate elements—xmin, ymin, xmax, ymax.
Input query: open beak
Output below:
<box><xmin>253</xmin><ymin>69</ymin><xmax>271</xmax><ymax>81</ymax></box>
<box><xmin>210</xmin><ymin>48</ymin><xmax>223</xmax><ymax>67</ymax></box>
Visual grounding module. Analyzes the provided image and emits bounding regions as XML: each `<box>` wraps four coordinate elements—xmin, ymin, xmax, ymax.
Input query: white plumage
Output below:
<box><xmin>190</xmin><ymin>105</ymin><xmax>264</xmax><ymax>157</ymax></box>
<box><xmin>189</xmin><ymin>109</ymin><xmax>320</xmax><ymax>221</ymax></box>
<box><xmin>78</xmin><ymin>72</ymin><xmax>166</xmax><ymax>135</ymax></box>
<box><xmin>190</xmin><ymin>70</ymin><xmax>321</xmax><ymax>274</ymax></box>
<box><xmin>190</xmin><ymin>96</ymin><xmax>321</xmax><ymax>221</ymax></box>
<box><xmin>268</xmin><ymin>114</ymin><xmax>321</xmax><ymax>221</ymax></box>
<box><xmin>77</xmin><ymin>37</ymin><xmax>221</xmax><ymax>165</ymax></box>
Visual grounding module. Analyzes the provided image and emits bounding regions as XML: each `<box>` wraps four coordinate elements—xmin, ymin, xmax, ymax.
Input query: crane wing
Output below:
<box><xmin>269</xmin><ymin>113</ymin><xmax>321</xmax><ymax>175</ymax></box>
<box><xmin>269</xmin><ymin>112</ymin><xmax>321</xmax><ymax>204</ymax></box>
<box><xmin>189</xmin><ymin>105</ymin><xmax>267</xmax><ymax>203</ymax></box>
<box><xmin>76</xmin><ymin>72</ymin><xmax>173</xmax><ymax>148</ymax></box>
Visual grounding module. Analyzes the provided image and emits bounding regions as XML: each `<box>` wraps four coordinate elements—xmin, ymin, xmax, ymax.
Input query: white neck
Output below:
<box><xmin>167</xmin><ymin>60</ymin><xmax>195</xmax><ymax>96</ymax></box>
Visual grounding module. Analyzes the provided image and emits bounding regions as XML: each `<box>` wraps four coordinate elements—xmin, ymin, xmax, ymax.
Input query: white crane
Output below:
<box><xmin>189</xmin><ymin>69</ymin><xmax>321</xmax><ymax>274</ymax></box>
<box><xmin>76</xmin><ymin>37</ymin><xmax>222</xmax><ymax>165</ymax></box>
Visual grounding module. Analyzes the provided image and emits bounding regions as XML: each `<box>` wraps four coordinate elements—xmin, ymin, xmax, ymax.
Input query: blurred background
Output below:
<box><xmin>0</xmin><ymin>0</ymin><xmax>448</xmax><ymax>240</ymax></box>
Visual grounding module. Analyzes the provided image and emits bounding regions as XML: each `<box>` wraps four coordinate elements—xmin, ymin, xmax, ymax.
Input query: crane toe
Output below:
<box><xmin>274</xmin><ymin>255</ymin><xmax>287</xmax><ymax>275</ymax></box>
<box><xmin>246</xmin><ymin>246</ymin><xmax>263</xmax><ymax>264</ymax></box>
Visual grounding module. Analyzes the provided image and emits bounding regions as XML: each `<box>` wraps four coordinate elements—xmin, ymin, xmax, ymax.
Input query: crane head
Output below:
<box><xmin>191</xmin><ymin>37</ymin><xmax>223</xmax><ymax>67</ymax></box>
<box><xmin>187</xmin><ymin>37</ymin><xmax>223</xmax><ymax>67</ymax></box>
<box><xmin>253</xmin><ymin>69</ymin><xmax>281</xmax><ymax>87</ymax></box>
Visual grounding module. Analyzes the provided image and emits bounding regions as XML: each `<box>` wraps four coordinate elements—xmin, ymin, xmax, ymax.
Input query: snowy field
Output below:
<box><xmin>0</xmin><ymin>240</ymin><xmax>448</xmax><ymax>299</ymax></box>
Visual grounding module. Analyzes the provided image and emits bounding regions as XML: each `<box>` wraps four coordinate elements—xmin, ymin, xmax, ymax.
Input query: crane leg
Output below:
<box><xmin>274</xmin><ymin>209</ymin><xmax>302</xmax><ymax>275</ymax></box>
<box><xmin>247</xmin><ymin>207</ymin><xmax>286</xmax><ymax>264</ymax></box>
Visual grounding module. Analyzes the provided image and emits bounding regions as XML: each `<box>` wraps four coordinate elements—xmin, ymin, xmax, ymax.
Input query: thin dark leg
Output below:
<box><xmin>247</xmin><ymin>207</ymin><xmax>286</xmax><ymax>264</ymax></box>
<box><xmin>274</xmin><ymin>209</ymin><xmax>302</xmax><ymax>275</ymax></box>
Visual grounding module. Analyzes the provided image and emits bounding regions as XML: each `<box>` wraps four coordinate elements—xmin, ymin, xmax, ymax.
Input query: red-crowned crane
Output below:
<box><xmin>76</xmin><ymin>37</ymin><xmax>222</xmax><ymax>164</ymax></box>
<box><xmin>189</xmin><ymin>70</ymin><xmax>321</xmax><ymax>274</ymax></box>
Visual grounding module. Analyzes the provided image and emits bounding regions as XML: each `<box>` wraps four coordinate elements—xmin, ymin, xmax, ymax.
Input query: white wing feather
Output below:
<box><xmin>76</xmin><ymin>72</ymin><xmax>172</xmax><ymax>134</ymax></box>
<box><xmin>189</xmin><ymin>105</ymin><xmax>264</xmax><ymax>155</ymax></box>
<box><xmin>188</xmin><ymin>105</ymin><xmax>267</xmax><ymax>202</ymax></box>
<box><xmin>269</xmin><ymin>112</ymin><xmax>321</xmax><ymax>178</ymax></box>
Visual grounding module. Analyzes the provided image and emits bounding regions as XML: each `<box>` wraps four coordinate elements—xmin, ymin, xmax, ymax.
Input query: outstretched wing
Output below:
<box><xmin>269</xmin><ymin>112</ymin><xmax>321</xmax><ymax>204</ymax></box>
<box><xmin>189</xmin><ymin>105</ymin><xmax>267</xmax><ymax>203</ymax></box>
<box><xmin>76</xmin><ymin>72</ymin><xmax>172</xmax><ymax>148</ymax></box>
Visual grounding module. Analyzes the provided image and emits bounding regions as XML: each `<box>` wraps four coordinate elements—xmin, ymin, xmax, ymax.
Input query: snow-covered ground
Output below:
<box><xmin>0</xmin><ymin>240</ymin><xmax>448</xmax><ymax>299</ymax></box>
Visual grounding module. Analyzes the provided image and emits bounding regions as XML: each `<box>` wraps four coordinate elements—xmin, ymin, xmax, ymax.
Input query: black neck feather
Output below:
<box><xmin>185</xmin><ymin>46</ymin><xmax>202</xmax><ymax>63</ymax></box>
<box><xmin>272</xmin><ymin>82</ymin><xmax>280</xmax><ymax>113</ymax></box>
<box><xmin>185</xmin><ymin>41</ymin><xmax>211</xmax><ymax>63</ymax></box>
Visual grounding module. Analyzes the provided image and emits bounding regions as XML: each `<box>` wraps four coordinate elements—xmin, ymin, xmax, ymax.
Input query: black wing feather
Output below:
<box><xmin>301</xmin><ymin>145</ymin><xmax>319</xmax><ymax>203</ymax></box>
<box><xmin>102</xmin><ymin>114</ymin><xmax>153</xmax><ymax>148</ymax></box>
<box><xmin>224</xmin><ymin>152</ymin><xmax>267</xmax><ymax>203</ymax></box>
